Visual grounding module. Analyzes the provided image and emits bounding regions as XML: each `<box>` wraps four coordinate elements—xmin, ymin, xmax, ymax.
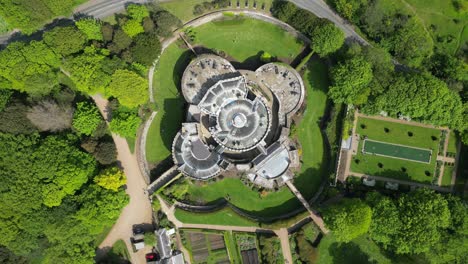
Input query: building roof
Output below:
<box><xmin>253</xmin><ymin>142</ymin><xmax>290</xmax><ymax>179</ymax></box>
<box><xmin>156</xmin><ymin>229</ymin><xmax>172</xmax><ymax>260</ymax></box>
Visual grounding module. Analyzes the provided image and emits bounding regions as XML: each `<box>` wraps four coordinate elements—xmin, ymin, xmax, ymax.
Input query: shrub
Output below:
<box><xmin>76</xmin><ymin>18</ymin><xmax>103</xmax><ymax>41</ymax></box>
<box><xmin>73</xmin><ymin>102</ymin><xmax>102</xmax><ymax>136</ymax></box>
<box><xmin>94</xmin><ymin>167</ymin><xmax>126</xmax><ymax>191</ymax></box>
<box><xmin>94</xmin><ymin>141</ymin><xmax>117</xmax><ymax>165</ymax></box>
<box><xmin>109</xmin><ymin>110</ymin><xmax>142</xmax><ymax>138</ymax></box>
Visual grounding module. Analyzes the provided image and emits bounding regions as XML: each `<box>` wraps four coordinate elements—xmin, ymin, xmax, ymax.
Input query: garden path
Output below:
<box><xmin>350</xmin><ymin>173</ymin><xmax>451</xmax><ymax>192</ymax></box>
<box><xmin>93</xmin><ymin>95</ymin><xmax>153</xmax><ymax>264</ymax></box>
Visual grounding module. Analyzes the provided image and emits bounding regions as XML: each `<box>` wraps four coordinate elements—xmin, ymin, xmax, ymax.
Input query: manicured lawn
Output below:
<box><xmin>146</xmin><ymin>44</ymin><xmax>191</xmax><ymax>163</ymax></box>
<box><xmin>317</xmin><ymin>235</ymin><xmax>392</xmax><ymax>264</ymax></box>
<box><xmin>126</xmin><ymin>137</ymin><xmax>135</xmax><ymax>153</ymax></box>
<box><xmin>161</xmin><ymin>0</ymin><xmax>275</xmax><ymax>23</ymax></box>
<box><xmin>293</xmin><ymin>59</ymin><xmax>330</xmax><ymax>199</ymax></box>
<box><xmin>94</xmin><ymin>225</ymin><xmax>112</xmax><ymax>247</ymax></box>
<box><xmin>187</xmin><ymin>178</ymin><xmax>298</xmax><ymax>217</ymax></box>
<box><xmin>352</xmin><ymin>117</ymin><xmax>441</xmax><ymax>183</ymax></box>
<box><xmin>401</xmin><ymin>0</ymin><xmax>468</xmax><ymax>55</ymax></box>
<box><xmin>175</xmin><ymin>207</ymin><xmax>259</xmax><ymax>226</ymax></box>
<box><xmin>442</xmin><ymin>165</ymin><xmax>455</xmax><ymax>187</ymax></box>
<box><xmin>447</xmin><ymin>131</ymin><xmax>459</xmax><ymax>154</ymax></box>
<box><xmin>363</xmin><ymin>140</ymin><xmax>432</xmax><ymax>163</ymax></box>
<box><xmin>194</xmin><ymin>17</ymin><xmax>304</xmax><ymax>65</ymax></box>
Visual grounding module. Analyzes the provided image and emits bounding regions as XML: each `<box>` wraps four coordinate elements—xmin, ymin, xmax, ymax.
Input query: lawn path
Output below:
<box><xmin>93</xmin><ymin>95</ymin><xmax>153</xmax><ymax>264</ymax></box>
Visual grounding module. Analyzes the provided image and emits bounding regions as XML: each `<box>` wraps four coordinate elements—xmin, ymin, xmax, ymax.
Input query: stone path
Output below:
<box><xmin>275</xmin><ymin>228</ymin><xmax>294</xmax><ymax>264</ymax></box>
<box><xmin>93</xmin><ymin>95</ymin><xmax>153</xmax><ymax>264</ymax></box>
<box><xmin>285</xmin><ymin>181</ymin><xmax>329</xmax><ymax>234</ymax></box>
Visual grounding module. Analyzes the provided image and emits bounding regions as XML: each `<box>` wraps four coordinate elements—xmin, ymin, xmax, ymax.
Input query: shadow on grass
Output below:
<box><xmin>328</xmin><ymin>242</ymin><xmax>377</xmax><ymax>264</ymax></box>
<box><xmin>96</xmin><ymin>245</ymin><xmax>131</xmax><ymax>264</ymax></box>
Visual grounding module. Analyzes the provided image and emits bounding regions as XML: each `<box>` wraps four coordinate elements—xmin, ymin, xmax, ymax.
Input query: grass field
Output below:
<box><xmin>442</xmin><ymin>165</ymin><xmax>455</xmax><ymax>187</ymax></box>
<box><xmin>175</xmin><ymin>207</ymin><xmax>259</xmax><ymax>226</ymax></box>
<box><xmin>363</xmin><ymin>140</ymin><xmax>432</xmax><ymax>163</ymax></box>
<box><xmin>351</xmin><ymin>117</ymin><xmax>441</xmax><ymax>183</ymax></box>
<box><xmin>447</xmin><ymin>131</ymin><xmax>459</xmax><ymax>154</ymax></box>
<box><xmin>224</xmin><ymin>231</ymin><xmax>241</xmax><ymax>263</ymax></box>
<box><xmin>399</xmin><ymin>0</ymin><xmax>468</xmax><ymax>55</ymax></box>
<box><xmin>317</xmin><ymin>235</ymin><xmax>392</xmax><ymax>264</ymax></box>
<box><xmin>193</xmin><ymin>17</ymin><xmax>304</xmax><ymax>65</ymax></box>
<box><xmin>161</xmin><ymin>0</ymin><xmax>275</xmax><ymax>22</ymax></box>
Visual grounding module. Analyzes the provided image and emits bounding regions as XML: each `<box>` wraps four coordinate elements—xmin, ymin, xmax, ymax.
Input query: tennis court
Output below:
<box><xmin>363</xmin><ymin>139</ymin><xmax>432</xmax><ymax>163</ymax></box>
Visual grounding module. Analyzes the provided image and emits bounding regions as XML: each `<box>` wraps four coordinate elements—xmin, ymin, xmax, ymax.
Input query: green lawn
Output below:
<box><xmin>317</xmin><ymin>235</ymin><xmax>392</xmax><ymax>264</ymax></box>
<box><xmin>224</xmin><ymin>231</ymin><xmax>241</xmax><ymax>263</ymax></box>
<box><xmin>126</xmin><ymin>137</ymin><xmax>135</xmax><ymax>153</ymax></box>
<box><xmin>442</xmin><ymin>165</ymin><xmax>455</xmax><ymax>187</ymax></box>
<box><xmin>447</xmin><ymin>131</ymin><xmax>459</xmax><ymax>154</ymax></box>
<box><xmin>98</xmin><ymin>239</ymin><xmax>130</xmax><ymax>264</ymax></box>
<box><xmin>400</xmin><ymin>0</ymin><xmax>468</xmax><ymax>55</ymax></box>
<box><xmin>161</xmin><ymin>0</ymin><xmax>275</xmax><ymax>23</ymax></box>
<box><xmin>0</xmin><ymin>16</ymin><xmax>9</xmax><ymax>34</ymax></box>
<box><xmin>146</xmin><ymin>44</ymin><xmax>191</xmax><ymax>163</ymax></box>
<box><xmin>352</xmin><ymin>117</ymin><xmax>441</xmax><ymax>183</ymax></box>
<box><xmin>175</xmin><ymin>207</ymin><xmax>259</xmax><ymax>226</ymax></box>
<box><xmin>293</xmin><ymin>59</ymin><xmax>330</xmax><ymax>199</ymax></box>
<box><xmin>193</xmin><ymin>17</ymin><xmax>304</xmax><ymax>65</ymax></box>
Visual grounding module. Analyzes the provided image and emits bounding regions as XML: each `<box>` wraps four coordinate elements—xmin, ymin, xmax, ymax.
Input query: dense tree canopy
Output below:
<box><xmin>365</xmin><ymin>192</ymin><xmax>401</xmax><ymax>248</ymax></box>
<box><xmin>43</xmin><ymin>26</ymin><xmax>87</xmax><ymax>56</ymax></box>
<box><xmin>328</xmin><ymin>56</ymin><xmax>373</xmax><ymax>105</ymax></box>
<box><xmin>27</xmin><ymin>100</ymin><xmax>74</xmax><ymax>132</ymax></box>
<box><xmin>373</xmin><ymin>72</ymin><xmax>466</xmax><ymax>130</ymax></box>
<box><xmin>323</xmin><ymin>198</ymin><xmax>372</xmax><ymax>242</ymax></box>
<box><xmin>73</xmin><ymin>102</ymin><xmax>102</xmax><ymax>135</ymax></box>
<box><xmin>109</xmin><ymin>109</ymin><xmax>142</xmax><ymax>138</ymax></box>
<box><xmin>94</xmin><ymin>167</ymin><xmax>127</xmax><ymax>192</ymax></box>
<box><xmin>310</xmin><ymin>22</ymin><xmax>345</xmax><ymax>56</ymax></box>
<box><xmin>75</xmin><ymin>18</ymin><xmax>104</xmax><ymax>41</ymax></box>
<box><xmin>130</xmin><ymin>32</ymin><xmax>162</xmax><ymax>66</ymax></box>
<box><xmin>106</xmin><ymin>69</ymin><xmax>148</xmax><ymax>108</ymax></box>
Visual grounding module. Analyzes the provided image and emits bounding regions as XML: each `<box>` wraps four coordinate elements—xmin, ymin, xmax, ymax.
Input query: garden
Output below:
<box><xmin>351</xmin><ymin>117</ymin><xmax>443</xmax><ymax>183</ymax></box>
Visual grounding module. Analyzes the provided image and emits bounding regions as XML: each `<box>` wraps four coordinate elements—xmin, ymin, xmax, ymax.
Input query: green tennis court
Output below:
<box><xmin>363</xmin><ymin>140</ymin><xmax>432</xmax><ymax>163</ymax></box>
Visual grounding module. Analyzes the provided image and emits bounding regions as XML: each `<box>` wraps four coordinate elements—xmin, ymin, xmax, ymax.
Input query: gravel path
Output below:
<box><xmin>93</xmin><ymin>95</ymin><xmax>153</xmax><ymax>264</ymax></box>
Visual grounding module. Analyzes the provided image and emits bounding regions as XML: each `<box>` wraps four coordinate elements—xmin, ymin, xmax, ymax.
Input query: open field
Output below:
<box><xmin>447</xmin><ymin>131</ymin><xmax>459</xmax><ymax>154</ymax></box>
<box><xmin>442</xmin><ymin>165</ymin><xmax>455</xmax><ymax>187</ymax></box>
<box><xmin>193</xmin><ymin>17</ymin><xmax>304</xmax><ymax>66</ymax></box>
<box><xmin>351</xmin><ymin>117</ymin><xmax>441</xmax><ymax>183</ymax></box>
<box><xmin>362</xmin><ymin>140</ymin><xmax>432</xmax><ymax>163</ymax></box>
<box><xmin>400</xmin><ymin>0</ymin><xmax>468</xmax><ymax>55</ymax></box>
<box><xmin>175</xmin><ymin>207</ymin><xmax>258</xmax><ymax>226</ymax></box>
<box><xmin>161</xmin><ymin>0</ymin><xmax>275</xmax><ymax>22</ymax></box>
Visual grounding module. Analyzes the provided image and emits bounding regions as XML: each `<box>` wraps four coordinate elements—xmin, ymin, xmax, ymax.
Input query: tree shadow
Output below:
<box><xmin>159</xmin><ymin>98</ymin><xmax>184</xmax><ymax>151</ymax></box>
<box><xmin>328</xmin><ymin>242</ymin><xmax>377</xmax><ymax>264</ymax></box>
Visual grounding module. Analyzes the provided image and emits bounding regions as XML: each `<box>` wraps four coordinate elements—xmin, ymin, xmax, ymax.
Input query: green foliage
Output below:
<box><xmin>0</xmin><ymin>0</ymin><xmax>81</xmax><ymax>34</ymax></box>
<box><xmin>93</xmin><ymin>141</ymin><xmax>118</xmax><ymax>165</ymax></box>
<box><xmin>0</xmin><ymin>41</ymin><xmax>60</xmax><ymax>96</ymax></box>
<box><xmin>365</xmin><ymin>192</ymin><xmax>401</xmax><ymax>248</ymax></box>
<box><xmin>122</xmin><ymin>19</ymin><xmax>144</xmax><ymax>37</ymax></box>
<box><xmin>106</xmin><ymin>69</ymin><xmax>148</xmax><ymax>108</ymax></box>
<box><xmin>0</xmin><ymin>89</ymin><xmax>13</xmax><ymax>112</ymax></box>
<box><xmin>152</xmin><ymin>10</ymin><xmax>182</xmax><ymax>37</ymax></box>
<box><xmin>260</xmin><ymin>51</ymin><xmax>273</xmax><ymax>62</ymax></box>
<box><xmin>429</xmin><ymin>53</ymin><xmax>468</xmax><ymax>81</ymax></box>
<box><xmin>272</xmin><ymin>1</ymin><xmax>319</xmax><ymax>37</ymax></box>
<box><xmin>329</xmin><ymin>56</ymin><xmax>373</xmax><ymax>105</ymax></box>
<box><xmin>109</xmin><ymin>109</ymin><xmax>142</xmax><ymax>138</ymax></box>
<box><xmin>130</xmin><ymin>32</ymin><xmax>161</xmax><ymax>66</ymax></box>
<box><xmin>76</xmin><ymin>18</ymin><xmax>104</xmax><ymax>41</ymax></box>
<box><xmin>0</xmin><ymin>101</ymin><xmax>38</xmax><ymax>134</ymax></box>
<box><xmin>144</xmin><ymin>232</ymin><xmax>156</xmax><ymax>247</ymax></box>
<box><xmin>127</xmin><ymin>4</ymin><xmax>149</xmax><ymax>22</ymax></box>
<box><xmin>258</xmin><ymin>235</ymin><xmax>283</xmax><ymax>264</ymax></box>
<box><xmin>43</xmin><ymin>26</ymin><xmax>87</xmax><ymax>56</ymax></box>
<box><xmin>374</xmin><ymin>72</ymin><xmax>466</xmax><ymax>130</ymax></box>
<box><xmin>94</xmin><ymin>167</ymin><xmax>127</xmax><ymax>192</ymax></box>
<box><xmin>73</xmin><ymin>102</ymin><xmax>102</xmax><ymax>135</ymax></box>
<box><xmin>323</xmin><ymin>199</ymin><xmax>372</xmax><ymax>242</ymax></box>
<box><xmin>332</xmin><ymin>0</ymin><xmax>368</xmax><ymax>21</ymax></box>
<box><xmin>394</xmin><ymin>189</ymin><xmax>450</xmax><ymax>254</ymax></box>
<box><xmin>311</xmin><ymin>22</ymin><xmax>345</xmax><ymax>56</ymax></box>
<box><xmin>62</xmin><ymin>47</ymin><xmax>126</xmax><ymax>94</ymax></box>
<box><xmin>108</xmin><ymin>29</ymin><xmax>132</xmax><ymax>53</ymax></box>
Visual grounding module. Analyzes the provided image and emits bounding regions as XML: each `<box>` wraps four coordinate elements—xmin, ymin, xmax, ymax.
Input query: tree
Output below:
<box><xmin>429</xmin><ymin>53</ymin><xmax>468</xmax><ymax>81</ymax></box>
<box><xmin>109</xmin><ymin>29</ymin><xmax>132</xmax><ymax>53</ymax></box>
<box><xmin>130</xmin><ymin>32</ymin><xmax>161</xmax><ymax>66</ymax></box>
<box><xmin>0</xmin><ymin>101</ymin><xmax>38</xmax><ymax>134</ymax></box>
<box><xmin>27</xmin><ymin>100</ymin><xmax>74</xmax><ymax>132</ymax></box>
<box><xmin>122</xmin><ymin>19</ymin><xmax>144</xmax><ymax>37</ymax></box>
<box><xmin>144</xmin><ymin>232</ymin><xmax>156</xmax><ymax>247</ymax></box>
<box><xmin>365</xmin><ymin>192</ymin><xmax>401</xmax><ymax>248</ymax></box>
<box><xmin>93</xmin><ymin>141</ymin><xmax>117</xmax><ymax>165</ymax></box>
<box><xmin>322</xmin><ymin>198</ymin><xmax>372</xmax><ymax>242</ymax></box>
<box><xmin>126</xmin><ymin>4</ymin><xmax>149</xmax><ymax>22</ymax></box>
<box><xmin>106</xmin><ymin>70</ymin><xmax>148</xmax><ymax>108</ymax></box>
<box><xmin>332</xmin><ymin>0</ymin><xmax>368</xmax><ymax>21</ymax></box>
<box><xmin>0</xmin><ymin>89</ymin><xmax>13</xmax><ymax>112</ymax></box>
<box><xmin>101</xmin><ymin>23</ymin><xmax>114</xmax><ymax>42</ymax></box>
<box><xmin>373</xmin><ymin>72</ymin><xmax>466</xmax><ymax>130</ymax></box>
<box><xmin>260</xmin><ymin>51</ymin><xmax>273</xmax><ymax>62</ymax></box>
<box><xmin>310</xmin><ymin>22</ymin><xmax>345</xmax><ymax>56</ymax></box>
<box><xmin>43</xmin><ymin>26</ymin><xmax>86</xmax><ymax>56</ymax></box>
<box><xmin>109</xmin><ymin>110</ymin><xmax>142</xmax><ymax>138</ymax></box>
<box><xmin>328</xmin><ymin>56</ymin><xmax>373</xmax><ymax>105</ymax></box>
<box><xmin>152</xmin><ymin>11</ymin><xmax>181</xmax><ymax>37</ymax></box>
<box><xmin>76</xmin><ymin>18</ymin><xmax>103</xmax><ymax>41</ymax></box>
<box><xmin>393</xmin><ymin>189</ymin><xmax>450</xmax><ymax>254</ymax></box>
<box><xmin>94</xmin><ymin>167</ymin><xmax>127</xmax><ymax>192</ymax></box>
<box><xmin>72</xmin><ymin>102</ymin><xmax>102</xmax><ymax>135</ymax></box>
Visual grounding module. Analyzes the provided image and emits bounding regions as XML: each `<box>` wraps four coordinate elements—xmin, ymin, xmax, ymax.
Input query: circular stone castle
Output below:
<box><xmin>172</xmin><ymin>54</ymin><xmax>305</xmax><ymax>189</ymax></box>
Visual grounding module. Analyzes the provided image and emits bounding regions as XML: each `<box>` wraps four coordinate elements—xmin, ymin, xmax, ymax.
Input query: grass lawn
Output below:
<box><xmin>0</xmin><ymin>16</ymin><xmax>9</xmax><ymax>33</ymax></box>
<box><xmin>447</xmin><ymin>131</ymin><xmax>459</xmax><ymax>154</ymax></box>
<box><xmin>351</xmin><ymin>117</ymin><xmax>441</xmax><ymax>183</ymax></box>
<box><xmin>193</xmin><ymin>17</ymin><xmax>304</xmax><ymax>65</ymax></box>
<box><xmin>145</xmin><ymin>43</ymin><xmax>191</xmax><ymax>163</ymax></box>
<box><xmin>441</xmin><ymin>165</ymin><xmax>455</xmax><ymax>187</ymax></box>
<box><xmin>161</xmin><ymin>0</ymin><xmax>275</xmax><ymax>23</ymax></box>
<box><xmin>126</xmin><ymin>137</ymin><xmax>135</xmax><ymax>153</ymax></box>
<box><xmin>317</xmin><ymin>235</ymin><xmax>392</xmax><ymax>264</ymax></box>
<box><xmin>224</xmin><ymin>231</ymin><xmax>241</xmax><ymax>263</ymax></box>
<box><xmin>94</xmin><ymin>225</ymin><xmax>113</xmax><ymax>247</ymax></box>
<box><xmin>363</xmin><ymin>140</ymin><xmax>432</xmax><ymax>163</ymax></box>
<box><xmin>175</xmin><ymin>207</ymin><xmax>259</xmax><ymax>226</ymax></box>
<box><xmin>400</xmin><ymin>0</ymin><xmax>468</xmax><ymax>55</ymax></box>
<box><xmin>293</xmin><ymin>59</ymin><xmax>331</xmax><ymax>199</ymax></box>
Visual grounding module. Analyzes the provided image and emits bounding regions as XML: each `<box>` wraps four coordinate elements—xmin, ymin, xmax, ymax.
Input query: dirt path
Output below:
<box><xmin>93</xmin><ymin>95</ymin><xmax>153</xmax><ymax>264</ymax></box>
<box><xmin>275</xmin><ymin>228</ymin><xmax>294</xmax><ymax>264</ymax></box>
